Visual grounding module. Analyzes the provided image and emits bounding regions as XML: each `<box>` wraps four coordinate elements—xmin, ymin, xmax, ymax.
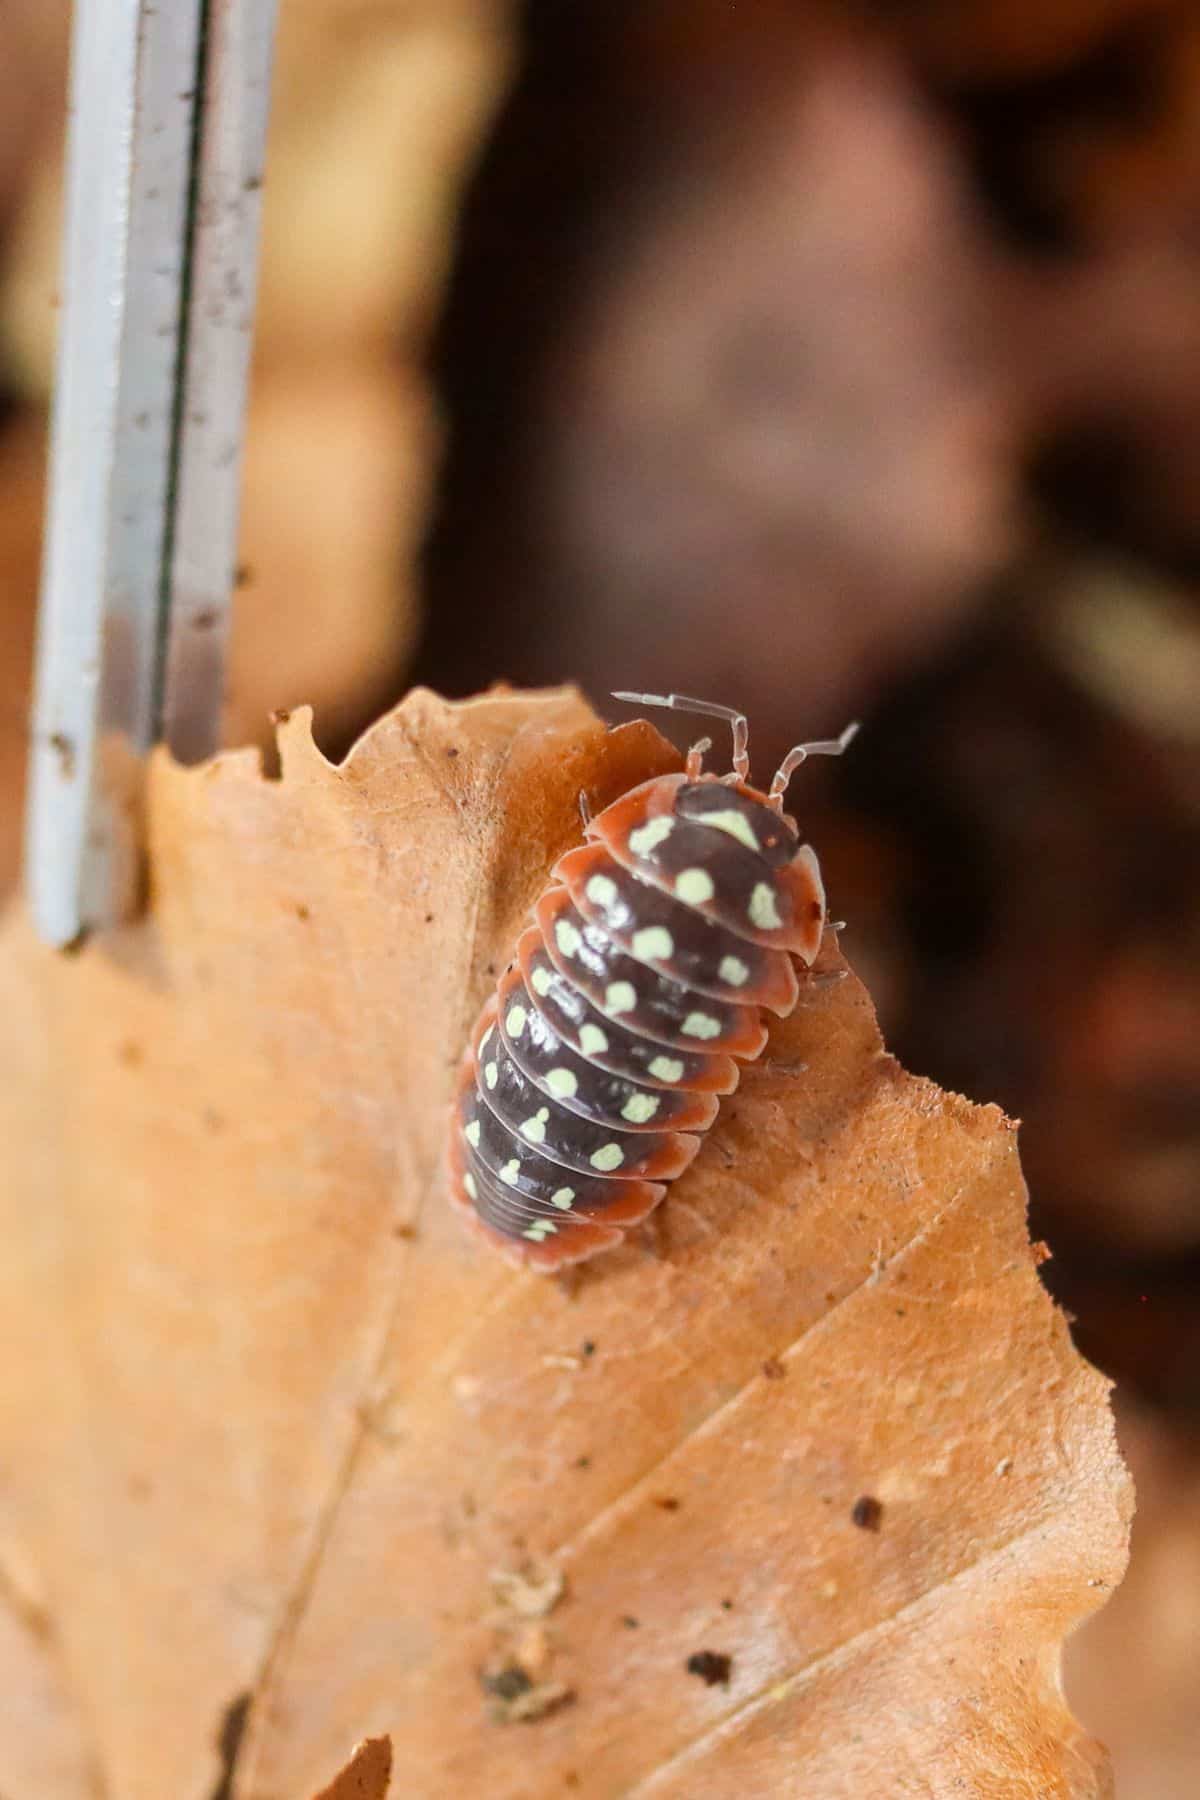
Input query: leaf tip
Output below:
<box><xmin>309</xmin><ymin>1734</ymin><xmax>393</xmax><ymax>1800</ymax></box>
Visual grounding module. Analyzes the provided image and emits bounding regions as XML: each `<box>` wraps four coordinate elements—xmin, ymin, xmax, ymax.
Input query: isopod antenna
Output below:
<box><xmin>612</xmin><ymin>692</ymin><xmax>751</xmax><ymax>781</ymax></box>
<box><xmin>612</xmin><ymin>692</ymin><xmax>859</xmax><ymax>799</ymax></box>
<box><xmin>769</xmin><ymin>721</ymin><xmax>860</xmax><ymax>802</ymax></box>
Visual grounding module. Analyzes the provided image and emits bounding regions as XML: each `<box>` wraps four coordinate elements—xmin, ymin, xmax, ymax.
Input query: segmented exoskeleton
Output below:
<box><xmin>448</xmin><ymin>695</ymin><xmax>856</xmax><ymax>1269</ymax></box>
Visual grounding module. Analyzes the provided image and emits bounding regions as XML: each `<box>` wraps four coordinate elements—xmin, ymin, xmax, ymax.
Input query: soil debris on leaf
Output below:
<box><xmin>851</xmin><ymin>1495</ymin><xmax>885</xmax><ymax>1532</ymax></box>
<box><xmin>686</xmin><ymin>1651</ymin><xmax>733</xmax><ymax>1689</ymax></box>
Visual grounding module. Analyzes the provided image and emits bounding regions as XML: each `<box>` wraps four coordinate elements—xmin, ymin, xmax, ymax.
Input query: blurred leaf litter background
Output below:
<box><xmin>2</xmin><ymin>2</ymin><xmax>1199</xmax><ymax>1793</ymax></box>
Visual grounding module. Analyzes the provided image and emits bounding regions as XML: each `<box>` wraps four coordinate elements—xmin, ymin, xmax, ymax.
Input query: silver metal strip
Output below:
<box><xmin>161</xmin><ymin>0</ymin><xmax>279</xmax><ymax>764</ymax></box>
<box><xmin>25</xmin><ymin>0</ymin><xmax>279</xmax><ymax>944</ymax></box>
<box><xmin>25</xmin><ymin>0</ymin><xmax>205</xmax><ymax>946</ymax></box>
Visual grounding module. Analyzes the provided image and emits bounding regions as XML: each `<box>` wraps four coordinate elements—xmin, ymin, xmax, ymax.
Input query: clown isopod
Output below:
<box><xmin>447</xmin><ymin>695</ymin><xmax>857</xmax><ymax>1269</ymax></box>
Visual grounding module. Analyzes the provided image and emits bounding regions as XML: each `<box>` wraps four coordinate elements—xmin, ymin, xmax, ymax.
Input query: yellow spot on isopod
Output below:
<box><xmin>531</xmin><ymin>964</ymin><xmax>553</xmax><ymax>997</ymax></box>
<box><xmin>484</xmin><ymin>1061</ymin><xmax>498</xmax><ymax>1089</ymax></box>
<box><xmin>506</xmin><ymin>1004</ymin><xmax>527</xmax><ymax>1038</ymax></box>
<box><xmin>621</xmin><ymin>1092</ymin><xmax>660</xmax><ymax>1123</ymax></box>
<box><xmin>550</xmin><ymin>1187</ymin><xmax>575</xmax><ymax>1210</ymax></box>
<box><xmin>649</xmin><ymin>1054</ymin><xmax>684</xmax><ymax>1082</ymax></box>
<box><xmin>465</xmin><ymin>1119</ymin><xmax>481</xmax><ymax>1147</ymax></box>
<box><xmin>523</xmin><ymin>1219</ymin><xmax>557</xmax><ymax>1240</ymax></box>
<box><xmin>632</xmin><ymin>925</ymin><xmax>673</xmax><ymax>963</ymax></box>
<box><xmin>545</xmin><ymin>1067</ymin><xmax>578</xmax><ymax>1100</ymax></box>
<box><xmin>700</xmin><ymin>808</ymin><xmax>760</xmax><ymax>852</ymax></box>
<box><xmin>719</xmin><ymin>954</ymin><xmax>750</xmax><ymax>986</ymax></box>
<box><xmin>586</xmin><ymin>873</ymin><xmax>618</xmax><ymax>908</ymax></box>
<box><xmin>500</xmin><ymin>1159</ymin><xmax>521</xmax><ymax>1186</ymax></box>
<box><xmin>605</xmin><ymin>981</ymin><xmax>636</xmax><ymax>1016</ymax></box>
<box><xmin>555</xmin><ymin>919</ymin><xmax>582</xmax><ymax>957</ymax></box>
<box><xmin>628</xmin><ymin>816</ymin><xmax>674</xmax><ymax>857</ymax></box>
<box><xmin>520</xmin><ymin>1108</ymin><xmax>551</xmax><ymax>1144</ymax></box>
<box><xmin>749</xmin><ymin>883</ymin><xmax>782</xmax><ymax>929</ymax></box>
<box><xmin>675</xmin><ymin>867</ymin><xmax>714</xmax><ymax>905</ymax></box>
<box><xmin>580</xmin><ymin>1023</ymin><xmax>609</xmax><ymax>1056</ymax></box>
<box><xmin>590</xmin><ymin>1142</ymin><xmax>624</xmax><ymax>1171</ymax></box>
<box><xmin>682</xmin><ymin>1011</ymin><xmax>721</xmax><ymax>1040</ymax></box>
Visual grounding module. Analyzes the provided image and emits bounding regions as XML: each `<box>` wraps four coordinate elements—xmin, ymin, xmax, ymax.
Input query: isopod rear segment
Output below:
<box><xmin>447</xmin><ymin>697</ymin><xmax>856</xmax><ymax>1269</ymax></box>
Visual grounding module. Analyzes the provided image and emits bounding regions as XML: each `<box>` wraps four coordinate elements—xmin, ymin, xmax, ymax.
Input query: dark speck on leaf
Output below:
<box><xmin>480</xmin><ymin>1664</ymin><xmax>532</xmax><ymax>1703</ymax></box>
<box><xmin>653</xmin><ymin>1496</ymin><xmax>681</xmax><ymax>1512</ymax></box>
<box><xmin>851</xmin><ymin>1494</ymin><xmax>884</xmax><ymax>1532</ymax></box>
<box><xmin>686</xmin><ymin>1650</ymin><xmax>732</xmax><ymax>1688</ymax></box>
<box><xmin>761</xmin><ymin>1356</ymin><xmax>786</xmax><ymax>1380</ymax></box>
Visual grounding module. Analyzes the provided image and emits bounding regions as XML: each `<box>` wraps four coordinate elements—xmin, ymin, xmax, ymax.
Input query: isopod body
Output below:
<box><xmin>447</xmin><ymin>698</ymin><xmax>854</xmax><ymax>1270</ymax></box>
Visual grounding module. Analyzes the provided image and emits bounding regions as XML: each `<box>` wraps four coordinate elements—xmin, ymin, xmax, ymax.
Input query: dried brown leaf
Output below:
<box><xmin>1067</xmin><ymin>1406</ymin><xmax>1200</xmax><ymax>1800</ymax></box>
<box><xmin>0</xmin><ymin>689</ymin><xmax>1131</xmax><ymax>1798</ymax></box>
<box><xmin>310</xmin><ymin>1734</ymin><xmax>392</xmax><ymax>1800</ymax></box>
<box><xmin>0</xmin><ymin>1546</ymin><xmax>95</xmax><ymax>1798</ymax></box>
